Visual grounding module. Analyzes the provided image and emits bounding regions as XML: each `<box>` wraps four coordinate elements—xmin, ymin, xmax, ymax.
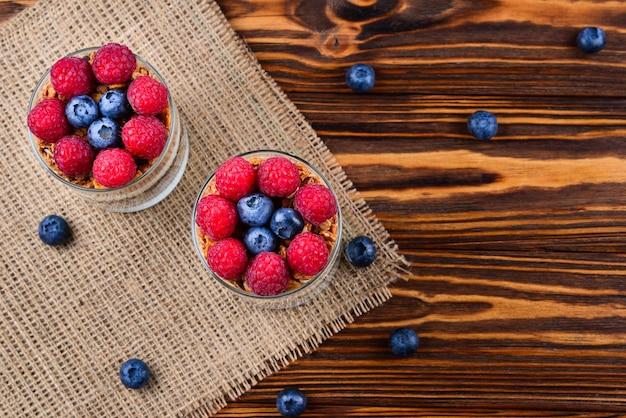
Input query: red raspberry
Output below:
<box><xmin>91</xmin><ymin>43</ymin><xmax>136</xmax><ymax>85</ymax></box>
<box><xmin>215</xmin><ymin>157</ymin><xmax>257</xmax><ymax>201</ymax></box>
<box><xmin>53</xmin><ymin>135</ymin><xmax>95</xmax><ymax>177</ymax></box>
<box><xmin>122</xmin><ymin>115</ymin><xmax>167</xmax><ymax>159</ymax></box>
<box><xmin>92</xmin><ymin>148</ymin><xmax>137</xmax><ymax>188</ymax></box>
<box><xmin>195</xmin><ymin>195</ymin><xmax>238</xmax><ymax>241</ymax></box>
<box><xmin>206</xmin><ymin>238</ymin><xmax>248</xmax><ymax>280</ymax></box>
<box><xmin>257</xmin><ymin>156</ymin><xmax>301</xmax><ymax>197</ymax></box>
<box><xmin>287</xmin><ymin>232</ymin><xmax>329</xmax><ymax>276</ymax></box>
<box><xmin>50</xmin><ymin>56</ymin><xmax>95</xmax><ymax>99</ymax></box>
<box><xmin>245</xmin><ymin>252</ymin><xmax>290</xmax><ymax>296</ymax></box>
<box><xmin>294</xmin><ymin>183</ymin><xmax>338</xmax><ymax>225</ymax></box>
<box><xmin>27</xmin><ymin>98</ymin><xmax>70</xmax><ymax>143</ymax></box>
<box><xmin>127</xmin><ymin>76</ymin><xmax>168</xmax><ymax>116</ymax></box>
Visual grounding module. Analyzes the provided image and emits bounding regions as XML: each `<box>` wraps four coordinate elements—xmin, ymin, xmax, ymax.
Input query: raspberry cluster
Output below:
<box><xmin>27</xmin><ymin>43</ymin><xmax>170</xmax><ymax>189</ymax></box>
<box><xmin>195</xmin><ymin>153</ymin><xmax>339</xmax><ymax>297</ymax></box>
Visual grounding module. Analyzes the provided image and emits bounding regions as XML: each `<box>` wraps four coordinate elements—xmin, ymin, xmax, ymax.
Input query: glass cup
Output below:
<box><xmin>192</xmin><ymin>150</ymin><xmax>343</xmax><ymax>309</ymax></box>
<box><xmin>27</xmin><ymin>47</ymin><xmax>189</xmax><ymax>212</ymax></box>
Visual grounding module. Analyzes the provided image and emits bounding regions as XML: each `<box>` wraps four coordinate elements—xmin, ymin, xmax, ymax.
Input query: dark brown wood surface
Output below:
<box><xmin>7</xmin><ymin>1</ymin><xmax>626</xmax><ymax>416</ymax></box>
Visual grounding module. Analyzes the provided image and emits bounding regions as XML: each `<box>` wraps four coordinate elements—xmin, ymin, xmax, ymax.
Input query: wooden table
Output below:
<box><xmin>6</xmin><ymin>1</ymin><xmax>626</xmax><ymax>416</ymax></box>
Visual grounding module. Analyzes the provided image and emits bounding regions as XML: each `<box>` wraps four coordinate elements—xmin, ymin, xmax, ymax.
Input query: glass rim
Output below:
<box><xmin>191</xmin><ymin>149</ymin><xmax>343</xmax><ymax>302</ymax></box>
<box><xmin>27</xmin><ymin>46</ymin><xmax>178</xmax><ymax>194</ymax></box>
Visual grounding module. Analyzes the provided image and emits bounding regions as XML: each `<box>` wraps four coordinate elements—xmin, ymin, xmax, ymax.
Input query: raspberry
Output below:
<box><xmin>215</xmin><ymin>157</ymin><xmax>257</xmax><ymax>201</ymax></box>
<box><xmin>245</xmin><ymin>252</ymin><xmax>290</xmax><ymax>296</ymax></box>
<box><xmin>195</xmin><ymin>195</ymin><xmax>238</xmax><ymax>241</ymax></box>
<box><xmin>127</xmin><ymin>76</ymin><xmax>168</xmax><ymax>116</ymax></box>
<box><xmin>121</xmin><ymin>115</ymin><xmax>167</xmax><ymax>159</ymax></box>
<box><xmin>92</xmin><ymin>148</ymin><xmax>137</xmax><ymax>188</ymax></box>
<box><xmin>294</xmin><ymin>183</ymin><xmax>337</xmax><ymax>225</ymax></box>
<box><xmin>27</xmin><ymin>98</ymin><xmax>70</xmax><ymax>143</ymax></box>
<box><xmin>257</xmin><ymin>156</ymin><xmax>301</xmax><ymax>197</ymax></box>
<box><xmin>50</xmin><ymin>56</ymin><xmax>95</xmax><ymax>99</ymax></box>
<box><xmin>206</xmin><ymin>238</ymin><xmax>248</xmax><ymax>280</ymax></box>
<box><xmin>53</xmin><ymin>135</ymin><xmax>95</xmax><ymax>177</ymax></box>
<box><xmin>287</xmin><ymin>232</ymin><xmax>329</xmax><ymax>276</ymax></box>
<box><xmin>91</xmin><ymin>43</ymin><xmax>136</xmax><ymax>85</ymax></box>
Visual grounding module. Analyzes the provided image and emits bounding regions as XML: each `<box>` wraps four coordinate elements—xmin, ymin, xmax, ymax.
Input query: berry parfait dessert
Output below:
<box><xmin>192</xmin><ymin>150</ymin><xmax>342</xmax><ymax>309</ymax></box>
<box><xmin>27</xmin><ymin>43</ymin><xmax>188</xmax><ymax>212</ymax></box>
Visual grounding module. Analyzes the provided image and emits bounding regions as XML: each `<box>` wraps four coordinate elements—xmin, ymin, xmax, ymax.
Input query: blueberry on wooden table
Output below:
<box><xmin>345</xmin><ymin>235</ymin><xmax>377</xmax><ymax>267</ymax></box>
<box><xmin>119</xmin><ymin>358</ymin><xmax>151</xmax><ymax>389</ymax></box>
<box><xmin>38</xmin><ymin>214</ymin><xmax>71</xmax><ymax>246</ymax></box>
<box><xmin>345</xmin><ymin>63</ymin><xmax>375</xmax><ymax>92</ymax></box>
<box><xmin>276</xmin><ymin>387</ymin><xmax>307</xmax><ymax>417</ymax></box>
<box><xmin>389</xmin><ymin>327</ymin><xmax>419</xmax><ymax>357</ymax></box>
<box><xmin>467</xmin><ymin>110</ymin><xmax>498</xmax><ymax>140</ymax></box>
<box><xmin>577</xmin><ymin>26</ymin><xmax>606</xmax><ymax>54</ymax></box>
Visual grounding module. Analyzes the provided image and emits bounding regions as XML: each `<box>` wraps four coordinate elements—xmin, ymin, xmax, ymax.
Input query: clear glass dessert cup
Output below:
<box><xmin>27</xmin><ymin>47</ymin><xmax>189</xmax><ymax>213</ymax></box>
<box><xmin>192</xmin><ymin>150</ymin><xmax>343</xmax><ymax>309</ymax></box>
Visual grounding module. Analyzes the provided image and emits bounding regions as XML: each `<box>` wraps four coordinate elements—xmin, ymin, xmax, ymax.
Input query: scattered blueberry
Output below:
<box><xmin>270</xmin><ymin>207</ymin><xmax>304</xmax><ymax>240</ymax></box>
<box><xmin>345</xmin><ymin>235</ymin><xmax>376</xmax><ymax>267</ymax></box>
<box><xmin>243</xmin><ymin>226</ymin><xmax>278</xmax><ymax>255</ymax></box>
<box><xmin>87</xmin><ymin>117</ymin><xmax>120</xmax><ymax>149</ymax></box>
<box><xmin>65</xmin><ymin>95</ymin><xmax>99</xmax><ymax>128</ymax></box>
<box><xmin>345</xmin><ymin>63</ymin><xmax>375</xmax><ymax>92</ymax></box>
<box><xmin>467</xmin><ymin>110</ymin><xmax>498</xmax><ymax>140</ymax></box>
<box><xmin>389</xmin><ymin>327</ymin><xmax>419</xmax><ymax>357</ymax></box>
<box><xmin>38</xmin><ymin>214</ymin><xmax>71</xmax><ymax>246</ymax></box>
<box><xmin>119</xmin><ymin>358</ymin><xmax>151</xmax><ymax>389</ymax></box>
<box><xmin>99</xmin><ymin>89</ymin><xmax>130</xmax><ymax>119</ymax></box>
<box><xmin>276</xmin><ymin>387</ymin><xmax>307</xmax><ymax>417</ymax></box>
<box><xmin>577</xmin><ymin>26</ymin><xmax>606</xmax><ymax>54</ymax></box>
<box><xmin>237</xmin><ymin>193</ymin><xmax>274</xmax><ymax>226</ymax></box>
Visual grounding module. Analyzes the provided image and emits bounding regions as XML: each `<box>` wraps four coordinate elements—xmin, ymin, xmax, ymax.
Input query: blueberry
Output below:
<box><xmin>276</xmin><ymin>387</ymin><xmax>307</xmax><ymax>417</ymax></box>
<box><xmin>99</xmin><ymin>89</ymin><xmax>130</xmax><ymax>118</ymax></box>
<box><xmin>119</xmin><ymin>358</ymin><xmax>151</xmax><ymax>389</ymax></box>
<box><xmin>345</xmin><ymin>235</ymin><xmax>376</xmax><ymax>267</ymax></box>
<box><xmin>65</xmin><ymin>95</ymin><xmax>99</xmax><ymax>128</ymax></box>
<box><xmin>389</xmin><ymin>327</ymin><xmax>419</xmax><ymax>357</ymax></box>
<box><xmin>243</xmin><ymin>226</ymin><xmax>278</xmax><ymax>255</ymax></box>
<box><xmin>38</xmin><ymin>214</ymin><xmax>71</xmax><ymax>246</ymax></box>
<box><xmin>270</xmin><ymin>207</ymin><xmax>304</xmax><ymax>240</ymax></box>
<box><xmin>577</xmin><ymin>27</ymin><xmax>606</xmax><ymax>54</ymax></box>
<box><xmin>87</xmin><ymin>117</ymin><xmax>120</xmax><ymax>149</ymax></box>
<box><xmin>346</xmin><ymin>63</ymin><xmax>375</xmax><ymax>92</ymax></box>
<box><xmin>467</xmin><ymin>110</ymin><xmax>498</xmax><ymax>140</ymax></box>
<box><xmin>237</xmin><ymin>193</ymin><xmax>274</xmax><ymax>226</ymax></box>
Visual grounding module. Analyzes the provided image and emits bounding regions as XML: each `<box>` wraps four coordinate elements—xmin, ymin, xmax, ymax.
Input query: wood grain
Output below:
<box><xmin>6</xmin><ymin>0</ymin><xmax>626</xmax><ymax>416</ymax></box>
<box><xmin>0</xmin><ymin>0</ymin><xmax>33</xmax><ymax>19</ymax></box>
<box><xmin>213</xmin><ymin>1</ymin><xmax>626</xmax><ymax>416</ymax></box>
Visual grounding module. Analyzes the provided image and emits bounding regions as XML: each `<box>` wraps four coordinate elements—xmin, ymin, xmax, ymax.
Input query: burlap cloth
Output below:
<box><xmin>0</xmin><ymin>0</ymin><xmax>407</xmax><ymax>416</ymax></box>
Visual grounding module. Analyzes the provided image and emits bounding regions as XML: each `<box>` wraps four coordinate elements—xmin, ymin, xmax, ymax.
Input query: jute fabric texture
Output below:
<box><xmin>0</xmin><ymin>0</ymin><xmax>407</xmax><ymax>416</ymax></box>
